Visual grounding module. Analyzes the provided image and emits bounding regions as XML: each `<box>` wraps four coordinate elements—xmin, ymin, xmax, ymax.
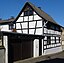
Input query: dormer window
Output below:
<box><xmin>24</xmin><ymin>10</ymin><xmax>33</xmax><ymax>16</ymax></box>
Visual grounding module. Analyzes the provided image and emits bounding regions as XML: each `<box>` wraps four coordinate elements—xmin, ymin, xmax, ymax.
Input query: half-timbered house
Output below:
<box><xmin>0</xmin><ymin>2</ymin><xmax>63</xmax><ymax>63</ymax></box>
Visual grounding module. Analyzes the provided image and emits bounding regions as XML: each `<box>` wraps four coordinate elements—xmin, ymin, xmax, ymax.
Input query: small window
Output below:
<box><xmin>56</xmin><ymin>26</ymin><xmax>59</xmax><ymax>31</ymax></box>
<box><xmin>24</xmin><ymin>11</ymin><xmax>28</xmax><ymax>16</ymax></box>
<box><xmin>29</xmin><ymin>10</ymin><xmax>33</xmax><ymax>15</ymax></box>
<box><xmin>47</xmin><ymin>36</ymin><xmax>51</xmax><ymax>45</ymax></box>
<box><xmin>24</xmin><ymin>10</ymin><xmax>33</xmax><ymax>16</ymax></box>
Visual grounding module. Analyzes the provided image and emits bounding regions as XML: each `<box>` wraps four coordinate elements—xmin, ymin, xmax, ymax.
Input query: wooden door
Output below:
<box><xmin>8</xmin><ymin>38</ymin><xmax>33</xmax><ymax>63</ymax></box>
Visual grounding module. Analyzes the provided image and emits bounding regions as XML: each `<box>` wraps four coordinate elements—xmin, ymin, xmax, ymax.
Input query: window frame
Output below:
<box><xmin>24</xmin><ymin>10</ymin><xmax>33</xmax><ymax>16</ymax></box>
<box><xmin>47</xmin><ymin>36</ymin><xmax>51</xmax><ymax>45</ymax></box>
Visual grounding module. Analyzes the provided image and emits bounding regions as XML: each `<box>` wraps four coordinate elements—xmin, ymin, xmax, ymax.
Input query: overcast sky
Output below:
<box><xmin>0</xmin><ymin>0</ymin><xmax>64</xmax><ymax>27</ymax></box>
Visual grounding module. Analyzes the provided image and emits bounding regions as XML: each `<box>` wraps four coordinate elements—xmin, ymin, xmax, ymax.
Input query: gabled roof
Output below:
<box><xmin>13</xmin><ymin>2</ymin><xmax>59</xmax><ymax>25</ymax></box>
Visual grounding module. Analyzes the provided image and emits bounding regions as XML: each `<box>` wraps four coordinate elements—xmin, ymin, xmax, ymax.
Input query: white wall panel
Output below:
<box><xmin>29</xmin><ymin>16</ymin><xmax>33</xmax><ymax>21</ymax></box>
<box><xmin>56</xmin><ymin>37</ymin><xmax>59</xmax><ymax>39</ymax></box>
<box><xmin>57</xmin><ymin>43</ymin><xmax>61</xmax><ymax>46</ymax></box>
<box><xmin>33</xmin><ymin>12</ymin><xmax>36</xmax><ymax>14</ymax></box>
<box><xmin>16</xmin><ymin>17</ymin><xmax>23</xmax><ymax>22</ymax></box>
<box><xmin>21</xmin><ymin>22</ymin><xmax>28</xmax><ymax>28</ymax></box>
<box><xmin>44</xmin><ymin>28</ymin><xmax>48</xmax><ymax>33</ymax></box>
<box><xmin>1</xmin><ymin>25</ymin><xmax>11</xmax><ymax>32</ymax></box>
<box><xmin>33</xmin><ymin>39</ymin><xmax>39</xmax><ymax>57</ymax></box>
<box><xmin>23</xmin><ymin>30</ymin><xmax>28</xmax><ymax>34</ymax></box>
<box><xmin>16</xmin><ymin>23</ymin><xmax>21</xmax><ymax>29</ymax></box>
<box><xmin>24</xmin><ymin>16</ymin><xmax>28</xmax><ymax>21</ymax></box>
<box><xmin>44</xmin><ymin>46</ymin><xmax>46</xmax><ymax>49</ymax></box>
<box><xmin>34</xmin><ymin>15</ymin><xmax>41</xmax><ymax>20</ymax></box>
<box><xmin>44</xmin><ymin>36</ymin><xmax>47</xmax><ymax>40</ymax></box>
<box><xmin>29</xmin><ymin>29</ymin><xmax>35</xmax><ymax>34</ymax></box>
<box><xmin>44</xmin><ymin>41</ymin><xmax>47</xmax><ymax>45</ymax></box>
<box><xmin>29</xmin><ymin>21</ymin><xmax>36</xmax><ymax>28</ymax></box>
<box><xmin>36</xmin><ymin>21</ymin><xmax>42</xmax><ymax>27</ymax></box>
<box><xmin>20</xmin><ymin>12</ymin><xmax>24</xmax><ymax>16</ymax></box>
<box><xmin>17</xmin><ymin>30</ymin><xmax>22</xmax><ymax>33</ymax></box>
<box><xmin>35</xmin><ymin>28</ymin><xmax>42</xmax><ymax>35</ymax></box>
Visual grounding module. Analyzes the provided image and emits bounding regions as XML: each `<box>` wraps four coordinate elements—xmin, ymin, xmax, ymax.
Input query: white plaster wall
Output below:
<box><xmin>34</xmin><ymin>15</ymin><xmax>41</xmax><ymax>20</ymax></box>
<box><xmin>0</xmin><ymin>25</ymin><xmax>11</xmax><ymax>32</ymax></box>
<box><xmin>20</xmin><ymin>12</ymin><xmax>24</xmax><ymax>16</ymax></box>
<box><xmin>29</xmin><ymin>21</ymin><xmax>36</xmax><ymax>28</ymax></box>
<box><xmin>24</xmin><ymin>16</ymin><xmax>28</xmax><ymax>21</ymax></box>
<box><xmin>16</xmin><ymin>17</ymin><xmax>23</xmax><ymax>22</ymax></box>
<box><xmin>35</xmin><ymin>28</ymin><xmax>42</xmax><ymax>35</ymax></box>
<box><xmin>44</xmin><ymin>28</ymin><xmax>48</xmax><ymax>33</ymax></box>
<box><xmin>33</xmin><ymin>12</ymin><xmax>36</xmax><ymax>14</ymax></box>
<box><xmin>3</xmin><ymin>36</ymin><xmax>8</xmax><ymax>63</ymax></box>
<box><xmin>29</xmin><ymin>16</ymin><xmax>33</xmax><ymax>21</ymax></box>
<box><xmin>21</xmin><ymin>22</ymin><xmax>28</xmax><ymax>28</ymax></box>
<box><xmin>16</xmin><ymin>23</ymin><xmax>21</xmax><ymax>29</ymax></box>
<box><xmin>29</xmin><ymin>29</ymin><xmax>35</xmax><ymax>34</ymax></box>
<box><xmin>16</xmin><ymin>30</ymin><xmax>22</xmax><ymax>33</ymax></box>
<box><xmin>33</xmin><ymin>39</ymin><xmax>39</xmax><ymax>57</ymax></box>
<box><xmin>22</xmin><ymin>29</ymin><xmax>28</xmax><ymax>34</ymax></box>
<box><xmin>43</xmin><ymin>46</ymin><xmax>62</xmax><ymax>55</ymax></box>
<box><xmin>36</xmin><ymin>21</ymin><xmax>42</xmax><ymax>27</ymax></box>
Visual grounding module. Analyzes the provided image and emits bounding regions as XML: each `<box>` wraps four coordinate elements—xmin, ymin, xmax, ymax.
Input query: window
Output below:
<box><xmin>56</xmin><ymin>26</ymin><xmax>59</xmax><ymax>31</ymax></box>
<box><xmin>24</xmin><ymin>11</ymin><xmax>28</xmax><ymax>16</ymax></box>
<box><xmin>24</xmin><ymin>10</ymin><xmax>33</xmax><ymax>16</ymax></box>
<box><xmin>9</xmin><ymin>24</ymin><xmax>14</xmax><ymax>30</ymax></box>
<box><xmin>47</xmin><ymin>36</ymin><xmax>51</xmax><ymax>45</ymax></box>
<box><xmin>29</xmin><ymin>10</ymin><xmax>33</xmax><ymax>15</ymax></box>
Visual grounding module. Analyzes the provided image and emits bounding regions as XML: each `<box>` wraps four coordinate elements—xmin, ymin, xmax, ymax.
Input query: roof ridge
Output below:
<box><xmin>27</xmin><ymin>2</ymin><xmax>58</xmax><ymax>25</ymax></box>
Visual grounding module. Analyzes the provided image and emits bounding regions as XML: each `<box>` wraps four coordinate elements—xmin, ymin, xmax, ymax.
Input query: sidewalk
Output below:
<box><xmin>14</xmin><ymin>51</ymin><xmax>64</xmax><ymax>63</ymax></box>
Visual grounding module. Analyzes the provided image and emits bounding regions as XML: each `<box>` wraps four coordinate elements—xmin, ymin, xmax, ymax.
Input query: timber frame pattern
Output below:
<box><xmin>9</xmin><ymin>2</ymin><xmax>62</xmax><ymax>52</ymax></box>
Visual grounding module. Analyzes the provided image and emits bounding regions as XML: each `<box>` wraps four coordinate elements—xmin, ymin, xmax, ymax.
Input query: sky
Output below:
<box><xmin>0</xmin><ymin>0</ymin><xmax>64</xmax><ymax>27</ymax></box>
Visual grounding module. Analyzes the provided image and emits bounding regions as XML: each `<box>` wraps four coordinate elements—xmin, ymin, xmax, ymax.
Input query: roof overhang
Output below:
<box><xmin>0</xmin><ymin>31</ymin><xmax>44</xmax><ymax>39</ymax></box>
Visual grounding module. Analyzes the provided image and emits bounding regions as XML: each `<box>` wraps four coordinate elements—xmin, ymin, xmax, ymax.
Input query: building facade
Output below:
<box><xmin>0</xmin><ymin>2</ymin><xmax>63</xmax><ymax>63</ymax></box>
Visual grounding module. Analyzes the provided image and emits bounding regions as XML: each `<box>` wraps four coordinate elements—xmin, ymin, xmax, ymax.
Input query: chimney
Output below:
<box><xmin>0</xmin><ymin>18</ymin><xmax>2</xmax><ymax>20</ymax></box>
<box><xmin>38</xmin><ymin>7</ymin><xmax>41</xmax><ymax>10</ymax></box>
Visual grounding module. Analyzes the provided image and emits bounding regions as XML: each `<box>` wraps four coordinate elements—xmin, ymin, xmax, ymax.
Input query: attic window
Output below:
<box><xmin>24</xmin><ymin>10</ymin><xmax>33</xmax><ymax>16</ymax></box>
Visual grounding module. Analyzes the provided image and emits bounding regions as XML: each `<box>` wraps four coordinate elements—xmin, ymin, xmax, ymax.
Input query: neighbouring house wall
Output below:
<box><xmin>0</xmin><ymin>25</ymin><xmax>11</xmax><ymax>32</ymax></box>
<box><xmin>61</xmin><ymin>30</ymin><xmax>64</xmax><ymax>50</ymax></box>
<box><xmin>0</xmin><ymin>48</ymin><xmax>5</xmax><ymax>63</ymax></box>
<box><xmin>3</xmin><ymin>36</ymin><xmax>8</xmax><ymax>63</ymax></box>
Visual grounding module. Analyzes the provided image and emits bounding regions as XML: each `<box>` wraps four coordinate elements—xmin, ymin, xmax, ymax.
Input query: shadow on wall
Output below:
<box><xmin>36</xmin><ymin>58</ymin><xmax>64</xmax><ymax>63</ymax></box>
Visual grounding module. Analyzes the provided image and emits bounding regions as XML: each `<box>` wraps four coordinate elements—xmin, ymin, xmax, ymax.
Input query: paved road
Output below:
<box><xmin>36</xmin><ymin>51</ymin><xmax>64</xmax><ymax>63</ymax></box>
<box><xmin>14</xmin><ymin>51</ymin><xmax>64</xmax><ymax>63</ymax></box>
<box><xmin>36</xmin><ymin>58</ymin><xmax>64</xmax><ymax>63</ymax></box>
